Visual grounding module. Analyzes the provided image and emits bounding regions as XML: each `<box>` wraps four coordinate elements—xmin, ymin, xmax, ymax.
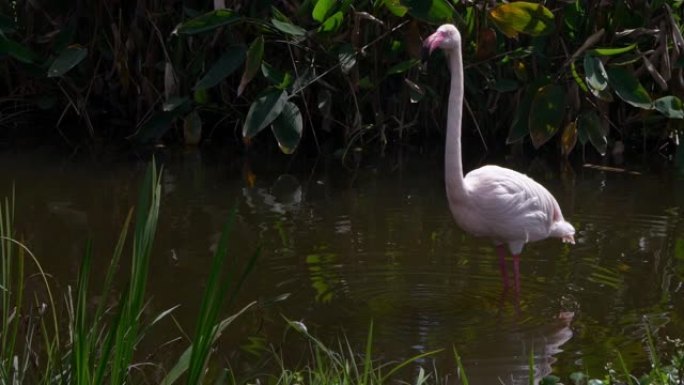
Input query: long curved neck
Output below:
<box><xmin>445</xmin><ymin>43</ymin><xmax>468</xmax><ymax>201</ymax></box>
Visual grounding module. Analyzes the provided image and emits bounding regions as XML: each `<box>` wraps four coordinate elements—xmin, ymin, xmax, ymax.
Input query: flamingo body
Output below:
<box><xmin>452</xmin><ymin>165</ymin><xmax>575</xmax><ymax>255</ymax></box>
<box><xmin>423</xmin><ymin>24</ymin><xmax>575</xmax><ymax>289</ymax></box>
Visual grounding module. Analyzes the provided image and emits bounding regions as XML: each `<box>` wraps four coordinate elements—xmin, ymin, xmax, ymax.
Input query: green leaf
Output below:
<box><xmin>386</xmin><ymin>59</ymin><xmax>420</xmax><ymax>76</ymax></box>
<box><xmin>492</xmin><ymin>78</ymin><xmax>519</xmax><ymax>92</ymax></box>
<box><xmin>237</xmin><ymin>36</ymin><xmax>264</xmax><ymax>96</ymax></box>
<box><xmin>528</xmin><ymin>84</ymin><xmax>565</xmax><ymax>148</ymax></box>
<box><xmin>48</xmin><ymin>45</ymin><xmax>87</xmax><ymax>78</ymax></box>
<box><xmin>338</xmin><ymin>44</ymin><xmax>356</xmax><ymax>74</ymax></box>
<box><xmin>570</xmin><ymin>61</ymin><xmax>588</xmax><ymax>92</ymax></box>
<box><xmin>271</xmin><ymin>101</ymin><xmax>303</xmax><ymax>154</ymax></box>
<box><xmin>133</xmin><ymin>104</ymin><xmax>190</xmax><ymax>143</ymax></box>
<box><xmin>163</xmin><ymin>96</ymin><xmax>189</xmax><ymax>112</ymax></box>
<box><xmin>591</xmin><ymin>44</ymin><xmax>636</xmax><ymax>56</ymax></box>
<box><xmin>507</xmin><ymin>83</ymin><xmax>541</xmax><ymax>144</ymax></box>
<box><xmin>400</xmin><ymin>0</ymin><xmax>453</xmax><ymax>24</ymax></box>
<box><xmin>313</xmin><ymin>0</ymin><xmax>336</xmax><ymax>22</ymax></box>
<box><xmin>0</xmin><ymin>35</ymin><xmax>37</xmax><ymax>63</ymax></box>
<box><xmin>383</xmin><ymin>0</ymin><xmax>408</xmax><ymax>17</ymax></box>
<box><xmin>271</xmin><ymin>18</ymin><xmax>306</xmax><ymax>36</ymax></box>
<box><xmin>540</xmin><ymin>375</ymin><xmax>561</xmax><ymax>385</ymax></box>
<box><xmin>488</xmin><ymin>2</ymin><xmax>556</xmax><ymax>38</ymax></box>
<box><xmin>319</xmin><ymin>11</ymin><xmax>344</xmax><ymax>32</ymax></box>
<box><xmin>584</xmin><ymin>54</ymin><xmax>608</xmax><ymax>91</ymax></box>
<box><xmin>578</xmin><ymin>110</ymin><xmax>607</xmax><ymax>155</ymax></box>
<box><xmin>569</xmin><ymin>372</ymin><xmax>587</xmax><ymax>385</ymax></box>
<box><xmin>654</xmin><ymin>96</ymin><xmax>684</xmax><ymax>119</ymax></box>
<box><xmin>173</xmin><ymin>9</ymin><xmax>240</xmax><ymax>35</ymax></box>
<box><xmin>605</xmin><ymin>65</ymin><xmax>653</xmax><ymax>109</ymax></box>
<box><xmin>194</xmin><ymin>46</ymin><xmax>246</xmax><ymax>90</ymax></box>
<box><xmin>194</xmin><ymin>88</ymin><xmax>209</xmax><ymax>104</ymax></box>
<box><xmin>242</xmin><ymin>89</ymin><xmax>288</xmax><ymax>138</ymax></box>
<box><xmin>261</xmin><ymin>62</ymin><xmax>293</xmax><ymax>89</ymax></box>
<box><xmin>0</xmin><ymin>14</ymin><xmax>17</xmax><ymax>33</ymax></box>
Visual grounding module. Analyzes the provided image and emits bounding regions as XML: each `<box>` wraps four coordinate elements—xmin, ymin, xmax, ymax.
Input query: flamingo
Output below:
<box><xmin>422</xmin><ymin>24</ymin><xmax>576</xmax><ymax>291</ymax></box>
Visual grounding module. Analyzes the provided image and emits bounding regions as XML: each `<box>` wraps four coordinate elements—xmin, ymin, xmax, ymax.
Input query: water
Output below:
<box><xmin>2</xmin><ymin>147</ymin><xmax>684</xmax><ymax>384</ymax></box>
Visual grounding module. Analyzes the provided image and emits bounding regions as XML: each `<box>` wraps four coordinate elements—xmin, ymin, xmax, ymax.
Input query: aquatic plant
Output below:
<box><xmin>0</xmin><ymin>161</ymin><xmax>257</xmax><ymax>384</ymax></box>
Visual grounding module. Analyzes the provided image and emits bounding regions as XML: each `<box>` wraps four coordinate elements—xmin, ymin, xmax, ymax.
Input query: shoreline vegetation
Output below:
<box><xmin>1</xmin><ymin>160</ymin><xmax>683</xmax><ymax>385</ymax></box>
<box><xmin>0</xmin><ymin>1</ymin><xmax>682</xmax><ymax>161</ymax></box>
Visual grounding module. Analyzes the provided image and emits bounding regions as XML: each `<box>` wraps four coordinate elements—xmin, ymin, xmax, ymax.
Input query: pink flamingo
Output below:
<box><xmin>422</xmin><ymin>24</ymin><xmax>576</xmax><ymax>291</ymax></box>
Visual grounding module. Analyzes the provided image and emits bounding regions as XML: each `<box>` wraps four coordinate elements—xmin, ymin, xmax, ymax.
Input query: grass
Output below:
<box><xmin>2</xmin><ymin>160</ymin><xmax>684</xmax><ymax>385</ymax></box>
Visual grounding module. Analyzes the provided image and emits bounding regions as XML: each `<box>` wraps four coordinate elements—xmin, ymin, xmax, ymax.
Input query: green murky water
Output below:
<box><xmin>2</xmin><ymin>147</ymin><xmax>684</xmax><ymax>384</ymax></box>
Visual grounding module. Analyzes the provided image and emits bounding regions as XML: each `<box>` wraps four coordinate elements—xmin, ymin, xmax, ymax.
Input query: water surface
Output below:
<box><xmin>2</xmin><ymin>147</ymin><xmax>684</xmax><ymax>384</ymax></box>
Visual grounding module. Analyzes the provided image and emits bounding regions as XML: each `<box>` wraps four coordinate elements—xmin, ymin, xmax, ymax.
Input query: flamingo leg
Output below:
<box><xmin>512</xmin><ymin>253</ymin><xmax>521</xmax><ymax>293</ymax></box>
<box><xmin>495</xmin><ymin>245</ymin><xmax>509</xmax><ymax>288</ymax></box>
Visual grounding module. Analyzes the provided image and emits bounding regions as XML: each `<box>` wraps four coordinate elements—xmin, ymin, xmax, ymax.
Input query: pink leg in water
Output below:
<box><xmin>495</xmin><ymin>245</ymin><xmax>509</xmax><ymax>288</ymax></box>
<box><xmin>512</xmin><ymin>253</ymin><xmax>521</xmax><ymax>293</ymax></box>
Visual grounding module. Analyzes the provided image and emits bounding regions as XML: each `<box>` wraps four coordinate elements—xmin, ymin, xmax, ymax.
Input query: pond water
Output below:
<box><xmin>2</xmin><ymin>146</ymin><xmax>684</xmax><ymax>384</ymax></box>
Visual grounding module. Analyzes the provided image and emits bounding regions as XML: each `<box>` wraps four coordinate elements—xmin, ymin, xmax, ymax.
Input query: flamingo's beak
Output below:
<box><xmin>421</xmin><ymin>32</ymin><xmax>443</xmax><ymax>64</ymax></box>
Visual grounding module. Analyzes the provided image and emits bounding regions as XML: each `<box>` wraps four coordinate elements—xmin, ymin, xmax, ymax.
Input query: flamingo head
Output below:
<box><xmin>421</xmin><ymin>24</ymin><xmax>462</xmax><ymax>63</ymax></box>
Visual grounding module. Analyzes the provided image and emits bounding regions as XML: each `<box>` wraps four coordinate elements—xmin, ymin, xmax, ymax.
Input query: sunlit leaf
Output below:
<box><xmin>271</xmin><ymin>18</ymin><xmax>306</xmax><ymax>36</ymax></box>
<box><xmin>312</xmin><ymin>0</ymin><xmax>336</xmax><ymax>22</ymax></box>
<box><xmin>0</xmin><ymin>35</ymin><xmax>37</xmax><ymax>63</ymax></box>
<box><xmin>383</xmin><ymin>0</ymin><xmax>408</xmax><ymax>17</ymax></box>
<box><xmin>591</xmin><ymin>44</ymin><xmax>636</xmax><ymax>56</ymax></box>
<box><xmin>561</xmin><ymin>121</ymin><xmax>578</xmax><ymax>156</ymax></box>
<box><xmin>319</xmin><ymin>11</ymin><xmax>344</xmax><ymax>32</ymax></box>
<box><xmin>183</xmin><ymin>110</ymin><xmax>202</xmax><ymax>145</ymax></box>
<box><xmin>605</xmin><ymin>65</ymin><xmax>653</xmax><ymax>109</ymax></box>
<box><xmin>570</xmin><ymin>61</ymin><xmax>588</xmax><ymax>92</ymax></box>
<box><xmin>578</xmin><ymin>110</ymin><xmax>607</xmax><ymax>155</ymax></box>
<box><xmin>489</xmin><ymin>2</ymin><xmax>556</xmax><ymax>38</ymax></box>
<box><xmin>529</xmin><ymin>84</ymin><xmax>566</xmax><ymax>149</ymax></box>
<box><xmin>584</xmin><ymin>54</ymin><xmax>608</xmax><ymax>91</ymax></box>
<box><xmin>237</xmin><ymin>36</ymin><xmax>264</xmax><ymax>96</ymax></box>
<box><xmin>48</xmin><ymin>45</ymin><xmax>87</xmax><ymax>77</ymax></box>
<box><xmin>242</xmin><ymin>89</ymin><xmax>288</xmax><ymax>138</ymax></box>
<box><xmin>271</xmin><ymin>101</ymin><xmax>303</xmax><ymax>154</ymax></box>
<box><xmin>654</xmin><ymin>96</ymin><xmax>684</xmax><ymax>119</ymax></box>
<box><xmin>194</xmin><ymin>46</ymin><xmax>246</xmax><ymax>90</ymax></box>
<box><xmin>386</xmin><ymin>59</ymin><xmax>420</xmax><ymax>76</ymax></box>
<box><xmin>173</xmin><ymin>9</ymin><xmax>239</xmax><ymax>35</ymax></box>
<box><xmin>338</xmin><ymin>44</ymin><xmax>356</xmax><ymax>74</ymax></box>
<box><xmin>261</xmin><ymin>62</ymin><xmax>293</xmax><ymax>89</ymax></box>
<box><xmin>400</xmin><ymin>0</ymin><xmax>453</xmax><ymax>24</ymax></box>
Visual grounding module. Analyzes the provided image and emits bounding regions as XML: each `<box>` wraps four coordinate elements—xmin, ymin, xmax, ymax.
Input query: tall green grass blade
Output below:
<box><xmin>528</xmin><ymin>347</ymin><xmax>535</xmax><ymax>385</ymax></box>
<box><xmin>110</xmin><ymin>160</ymin><xmax>162</xmax><ymax>384</ymax></box>
<box><xmin>362</xmin><ymin>320</ymin><xmax>373</xmax><ymax>385</ymax></box>
<box><xmin>616</xmin><ymin>350</ymin><xmax>637</xmax><ymax>385</ymax></box>
<box><xmin>453</xmin><ymin>346</ymin><xmax>469</xmax><ymax>385</ymax></box>
<box><xmin>160</xmin><ymin>301</ymin><xmax>256</xmax><ymax>385</ymax></box>
<box><xmin>381</xmin><ymin>348</ymin><xmax>444</xmax><ymax>383</ymax></box>
<box><xmin>73</xmin><ymin>240</ymin><xmax>93</xmax><ymax>385</ymax></box>
<box><xmin>187</xmin><ymin>208</ymin><xmax>239</xmax><ymax>385</ymax></box>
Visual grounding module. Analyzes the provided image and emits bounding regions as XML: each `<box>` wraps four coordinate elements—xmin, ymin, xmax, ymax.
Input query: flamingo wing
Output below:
<box><xmin>463</xmin><ymin>165</ymin><xmax>560</xmax><ymax>247</ymax></box>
